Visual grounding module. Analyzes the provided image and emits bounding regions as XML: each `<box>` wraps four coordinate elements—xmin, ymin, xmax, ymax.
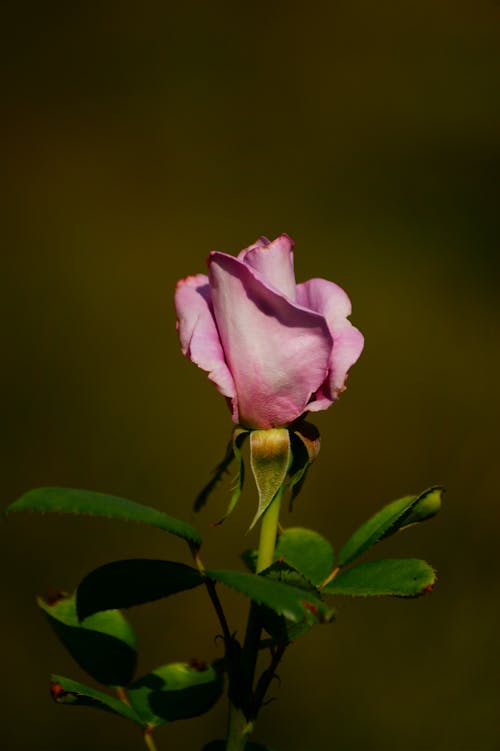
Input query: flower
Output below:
<box><xmin>175</xmin><ymin>234</ymin><xmax>363</xmax><ymax>429</ymax></box>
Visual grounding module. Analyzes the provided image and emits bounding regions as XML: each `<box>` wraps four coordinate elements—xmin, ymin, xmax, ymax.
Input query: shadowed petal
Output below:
<box><xmin>175</xmin><ymin>274</ymin><xmax>237</xmax><ymax>409</ymax></box>
<box><xmin>240</xmin><ymin>233</ymin><xmax>297</xmax><ymax>300</ymax></box>
<box><xmin>208</xmin><ymin>253</ymin><xmax>332</xmax><ymax>428</ymax></box>
<box><xmin>297</xmin><ymin>278</ymin><xmax>364</xmax><ymax>407</ymax></box>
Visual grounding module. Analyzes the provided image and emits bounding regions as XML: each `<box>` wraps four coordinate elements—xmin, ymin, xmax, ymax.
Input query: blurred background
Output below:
<box><xmin>1</xmin><ymin>1</ymin><xmax>499</xmax><ymax>749</ymax></box>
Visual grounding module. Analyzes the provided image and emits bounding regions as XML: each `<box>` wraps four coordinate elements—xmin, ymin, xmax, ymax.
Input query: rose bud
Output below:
<box><xmin>175</xmin><ymin>234</ymin><xmax>363</xmax><ymax>430</ymax></box>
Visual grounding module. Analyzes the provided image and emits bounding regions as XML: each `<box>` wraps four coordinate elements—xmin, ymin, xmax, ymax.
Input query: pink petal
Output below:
<box><xmin>297</xmin><ymin>278</ymin><xmax>364</xmax><ymax>407</ymax></box>
<box><xmin>239</xmin><ymin>233</ymin><xmax>297</xmax><ymax>300</ymax></box>
<box><xmin>327</xmin><ymin>325</ymin><xmax>364</xmax><ymax>394</ymax></box>
<box><xmin>175</xmin><ymin>274</ymin><xmax>237</xmax><ymax>415</ymax></box>
<box><xmin>238</xmin><ymin>236</ymin><xmax>270</xmax><ymax>260</ymax></box>
<box><xmin>208</xmin><ymin>253</ymin><xmax>333</xmax><ymax>429</ymax></box>
<box><xmin>296</xmin><ymin>277</ymin><xmax>352</xmax><ymax>328</ymax></box>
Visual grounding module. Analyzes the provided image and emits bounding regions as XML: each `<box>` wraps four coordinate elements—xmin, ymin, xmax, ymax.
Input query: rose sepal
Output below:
<box><xmin>248</xmin><ymin>429</ymin><xmax>291</xmax><ymax>530</ymax></box>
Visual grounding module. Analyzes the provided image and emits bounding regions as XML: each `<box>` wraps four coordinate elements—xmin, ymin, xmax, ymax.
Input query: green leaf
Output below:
<box><xmin>323</xmin><ymin>559</ymin><xmax>437</xmax><ymax>597</ymax></box>
<box><xmin>249</xmin><ymin>429</ymin><xmax>291</xmax><ymax>530</ymax></box>
<box><xmin>258</xmin><ymin>561</ymin><xmax>322</xmax><ymax>644</ymax></box>
<box><xmin>50</xmin><ymin>674</ymin><xmax>142</xmax><ymax>724</ymax></box>
<box><xmin>206</xmin><ymin>569</ymin><xmax>333</xmax><ymax>624</ymax></box>
<box><xmin>128</xmin><ymin>661</ymin><xmax>223</xmax><ymax>726</ymax></box>
<box><xmin>262</xmin><ymin>559</ymin><xmax>318</xmax><ymax>591</ymax></box>
<box><xmin>276</xmin><ymin>528</ymin><xmax>334</xmax><ymax>586</ymax></box>
<box><xmin>241</xmin><ymin>549</ymin><xmax>258</xmax><ymax>572</ymax></box>
<box><xmin>5</xmin><ymin>486</ymin><xmax>201</xmax><ymax>548</ymax></box>
<box><xmin>399</xmin><ymin>486</ymin><xmax>444</xmax><ymax>527</ymax></box>
<box><xmin>38</xmin><ymin>592</ymin><xmax>137</xmax><ymax>686</ymax></box>
<box><xmin>338</xmin><ymin>487</ymin><xmax>443</xmax><ymax>566</ymax></box>
<box><xmin>242</xmin><ymin>528</ymin><xmax>335</xmax><ymax>588</ymax></box>
<box><xmin>76</xmin><ymin>559</ymin><xmax>204</xmax><ymax>620</ymax></box>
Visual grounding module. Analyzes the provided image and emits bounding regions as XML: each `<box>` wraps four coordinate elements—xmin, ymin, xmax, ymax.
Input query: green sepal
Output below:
<box><xmin>128</xmin><ymin>661</ymin><xmax>224</xmax><ymax>726</ymax></box>
<box><xmin>38</xmin><ymin>592</ymin><xmax>137</xmax><ymax>686</ymax></box>
<box><xmin>324</xmin><ymin>558</ymin><xmax>437</xmax><ymax>597</ymax></box>
<box><xmin>194</xmin><ymin>439</ymin><xmax>236</xmax><ymax>512</ymax></box>
<box><xmin>276</xmin><ymin>527</ymin><xmax>334</xmax><ymax>587</ymax></box>
<box><xmin>206</xmin><ymin>569</ymin><xmax>334</xmax><ymax>625</ymax></box>
<box><xmin>194</xmin><ymin>429</ymin><xmax>249</xmax><ymax>522</ymax></box>
<box><xmin>214</xmin><ymin>428</ymin><xmax>249</xmax><ymax>525</ymax></box>
<box><xmin>338</xmin><ymin>486</ymin><xmax>444</xmax><ymax>566</ymax></box>
<box><xmin>249</xmin><ymin>429</ymin><xmax>291</xmax><ymax>530</ymax></box>
<box><xmin>5</xmin><ymin>486</ymin><xmax>201</xmax><ymax>548</ymax></box>
<box><xmin>287</xmin><ymin>421</ymin><xmax>321</xmax><ymax>510</ymax></box>
<box><xmin>76</xmin><ymin>559</ymin><xmax>204</xmax><ymax>620</ymax></box>
<box><xmin>50</xmin><ymin>674</ymin><xmax>143</xmax><ymax>724</ymax></box>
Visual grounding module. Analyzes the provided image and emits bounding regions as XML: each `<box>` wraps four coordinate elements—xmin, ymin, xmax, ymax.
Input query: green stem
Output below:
<box><xmin>242</xmin><ymin>490</ymin><xmax>284</xmax><ymax>694</ymax></box>
<box><xmin>226</xmin><ymin>489</ymin><xmax>284</xmax><ymax>750</ymax></box>
<box><xmin>226</xmin><ymin>704</ymin><xmax>253</xmax><ymax>751</ymax></box>
<box><xmin>256</xmin><ymin>490</ymin><xmax>283</xmax><ymax>573</ymax></box>
<box><xmin>143</xmin><ymin>728</ymin><xmax>158</xmax><ymax>751</ymax></box>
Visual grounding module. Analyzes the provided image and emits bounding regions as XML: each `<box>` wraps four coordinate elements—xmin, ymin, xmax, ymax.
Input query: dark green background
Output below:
<box><xmin>2</xmin><ymin>2</ymin><xmax>499</xmax><ymax>749</ymax></box>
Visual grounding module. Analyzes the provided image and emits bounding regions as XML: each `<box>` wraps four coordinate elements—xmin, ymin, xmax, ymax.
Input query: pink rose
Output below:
<box><xmin>175</xmin><ymin>234</ymin><xmax>363</xmax><ymax>429</ymax></box>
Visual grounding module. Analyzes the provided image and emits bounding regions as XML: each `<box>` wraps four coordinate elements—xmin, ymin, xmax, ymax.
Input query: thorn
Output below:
<box><xmin>262</xmin><ymin>696</ymin><xmax>277</xmax><ymax>708</ymax></box>
<box><xmin>210</xmin><ymin>518</ymin><xmax>226</xmax><ymax>527</ymax></box>
<box><xmin>271</xmin><ymin>672</ymin><xmax>282</xmax><ymax>688</ymax></box>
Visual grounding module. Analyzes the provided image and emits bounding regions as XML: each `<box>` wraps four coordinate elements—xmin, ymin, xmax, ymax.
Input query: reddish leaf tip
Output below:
<box><xmin>50</xmin><ymin>682</ymin><xmax>65</xmax><ymax>701</ymax></box>
<box><xmin>44</xmin><ymin>590</ymin><xmax>68</xmax><ymax>606</ymax></box>
<box><xmin>188</xmin><ymin>658</ymin><xmax>209</xmax><ymax>671</ymax></box>
<box><xmin>301</xmin><ymin>600</ymin><xmax>319</xmax><ymax>618</ymax></box>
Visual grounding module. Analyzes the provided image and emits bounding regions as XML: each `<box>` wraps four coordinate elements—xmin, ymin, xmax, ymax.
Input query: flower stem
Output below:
<box><xmin>256</xmin><ymin>490</ymin><xmax>283</xmax><ymax>573</ymax></box>
<box><xmin>242</xmin><ymin>489</ymin><xmax>283</xmax><ymax>692</ymax></box>
<box><xmin>192</xmin><ymin>545</ymin><xmax>233</xmax><ymax>651</ymax></box>
<box><xmin>225</xmin><ymin>489</ymin><xmax>284</xmax><ymax>750</ymax></box>
<box><xmin>226</xmin><ymin>704</ymin><xmax>253</xmax><ymax>751</ymax></box>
